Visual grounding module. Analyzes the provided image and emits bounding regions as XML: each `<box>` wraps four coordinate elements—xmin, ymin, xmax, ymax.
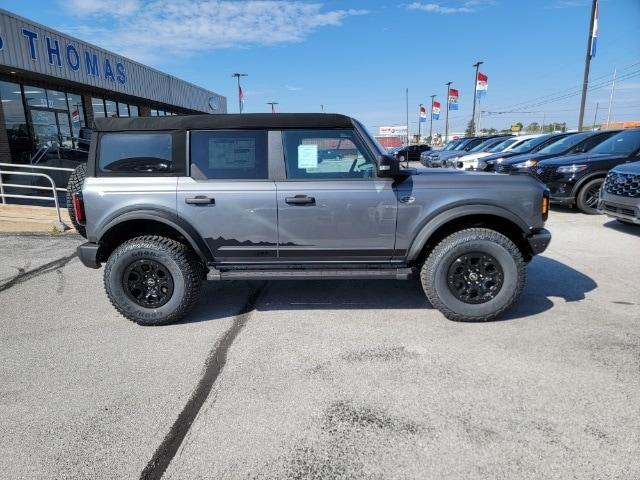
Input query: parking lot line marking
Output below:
<box><xmin>139</xmin><ymin>282</ymin><xmax>268</xmax><ymax>480</ymax></box>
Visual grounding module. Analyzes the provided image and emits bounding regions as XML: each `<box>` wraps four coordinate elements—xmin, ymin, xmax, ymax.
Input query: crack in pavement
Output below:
<box><xmin>139</xmin><ymin>282</ymin><xmax>268</xmax><ymax>480</ymax></box>
<box><xmin>0</xmin><ymin>253</ymin><xmax>77</xmax><ymax>293</ymax></box>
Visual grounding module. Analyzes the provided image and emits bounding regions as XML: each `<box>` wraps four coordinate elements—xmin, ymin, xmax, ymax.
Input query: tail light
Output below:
<box><xmin>541</xmin><ymin>190</ymin><xmax>549</xmax><ymax>221</ymax></box>
<box><xmin>72</xmin><ymin>192</ymin><xmax>85</xmax><ymax>224</ymax></box>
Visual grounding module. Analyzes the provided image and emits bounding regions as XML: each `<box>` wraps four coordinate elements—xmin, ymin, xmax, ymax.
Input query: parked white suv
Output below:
<box><xmin>454</xmin><ymin>135</ymin><xmax>543</xmax><ymax>171</ymax></box>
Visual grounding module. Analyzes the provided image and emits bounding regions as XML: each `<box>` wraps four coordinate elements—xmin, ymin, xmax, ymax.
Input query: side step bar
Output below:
<box><xmin>207</xmin><ymin>268</ymin><xmax>414</xmax><ymax>281</ymax></box>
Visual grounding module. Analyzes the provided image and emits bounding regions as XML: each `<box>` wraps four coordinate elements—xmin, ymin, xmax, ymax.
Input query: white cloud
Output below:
<box><xmin>545</xmin><ymin>0</ymin><xmax>590</xmax><ymax>9</ymax></box>
<box><xmin>58</xmin><ymin>1</ymin><xmax>368</xmax><ymax>63</ymax></box>
<box><xmin>406</xmin><ymin>0</ymin><xmax>493</xmax><ymax>14</ymax></box>
<box><xmin>285</xmin><ymin>85</ymin><xmax>303</xmax><ymax>91</ymax></box>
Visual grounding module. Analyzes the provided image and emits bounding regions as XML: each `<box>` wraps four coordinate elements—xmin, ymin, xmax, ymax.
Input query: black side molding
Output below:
<box><xmin>526</xmin><ymin>228</ymin><xmax>552</xmax><ymax>255</ymax></box>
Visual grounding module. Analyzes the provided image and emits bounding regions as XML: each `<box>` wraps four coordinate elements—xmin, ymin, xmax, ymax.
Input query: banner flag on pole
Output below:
<box><xmin>419</xmin><ymin>104</ymin><xmax>427</xmax><ymax>122</ymax></box>
<box><xmin>590</xmin><ymin>0</ymin><xmax>599</xmax><ymax>58</ymax></box>
<box><xmin>448</xmin><ymin>89</ymin><xmax>459</xmax><ymax>111</ymax></box>
<box><xmin>476</xmin><ymin>72</ymin><xmax>488</xmax><ymax>98</ymax></box>
<box><xmin>432</xmin><ymin>101</ymin><xmax>441</xmax><ymax>120</ymax></box>
<box><xmin>239</xmin><ymin>85</ymin><xmax>245</xmax><ymax>112</ymax></box>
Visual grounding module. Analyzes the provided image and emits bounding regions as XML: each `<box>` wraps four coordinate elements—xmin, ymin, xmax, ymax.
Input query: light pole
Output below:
<box><xmin>232</xmin><ymin>73</ymin><xmax>248</xmax><ymax>113</ymax></box>
<box><xmin>405</xmin><ymin>87</ymin><xmax>409</xmax><ymax>147</ymax></box>
<box><xmin>471</xmin><ymin>61</ymin><xmax>483</xmax><ymax>135</ymax></box>
<box><xmin>267</xmin><ymin>102</ymin><xmax>279</xmax><ymax>113</ymax></box>
<box><xmin>578</xmin><ymin>0</ymin><xmax>598</xmax><ymax>131</ymax></box>
<box><xmin>429</xmin><ymin>95</ymin><xmax>436</xmax><ymax>144</ymax></box>
<box><xmin>445</xmin><ymin>82</ymin><xmax>452</xmax><ymax>143</ymax></box>
<box><xmin>320</xmin><ymin>104</ymin><xmax>324</xmax><ymax>112</ymax></box>
<box><xmin>606</xmin><ymin>68</ymin><xmax>617</xmax><ymax>128</ymax></box>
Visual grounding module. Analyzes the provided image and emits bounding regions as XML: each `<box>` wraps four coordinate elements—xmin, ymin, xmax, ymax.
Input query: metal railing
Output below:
<box><xmin>0</xmin><ymin>162</ymin><xmax>75</xmax><ymax>229</ymax></box>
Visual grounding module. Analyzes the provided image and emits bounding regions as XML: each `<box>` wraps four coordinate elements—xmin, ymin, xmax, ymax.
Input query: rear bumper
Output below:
<box><xmin>78</xmin><ymin>242</ymin><xmax>101</xmax><ymax>269</ymax></box>
<box><xmin>526</xmin><ymin>228</ymin><xmax>552</xmax><ymax>255</ymax></box>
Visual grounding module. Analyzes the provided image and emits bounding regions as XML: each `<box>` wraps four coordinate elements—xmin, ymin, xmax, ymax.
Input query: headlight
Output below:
<box><xmin>513</xmin><ymin>159</ymin><xmax>538</xmax><ymax>168</ymax></box>
<box><xmin>493</xmin><ymin>157</ymin><xmax>505</xmax><ymax>164</ymax></box>
<box><xmin>557</xmin><ymin>164</ymin><xmax>588</xmax><ymax>174</ymax></box>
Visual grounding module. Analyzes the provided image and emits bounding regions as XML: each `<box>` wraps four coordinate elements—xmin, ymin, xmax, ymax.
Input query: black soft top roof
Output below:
<box><xmin>93</xmin><ymin>113</ymin><xmax>356</xmax><ymax>132</ymax></box>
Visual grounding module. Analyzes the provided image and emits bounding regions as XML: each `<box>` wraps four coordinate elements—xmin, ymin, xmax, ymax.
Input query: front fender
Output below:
<box><xmin>406</xmin><ymin>204</ymin><xmax>530</xmax><ymax>262</ymax></box>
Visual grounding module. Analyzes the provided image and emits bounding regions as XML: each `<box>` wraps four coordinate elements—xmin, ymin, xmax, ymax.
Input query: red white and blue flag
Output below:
<box><xmin>448</xmin><ymin>88</ymin><xmax>459</xmax><ymax>111</ymax></box>
<box><xmin>239</xmin><ymin>85</ymin><xmax>245</xmax><ymax>113</ymax></box>
<box><xmin>590</xmin><ymin>0</ymin><xmax>599</xmax><ymax>58</ymax></box>
<box><xmin>476</xmin><ymin>72</ymin><xmax>488</xmax><ymax>98</ymax></box>
<box><xmin>432</xmin><ymin>101</ymin><xmax>441</xmax><ymax>120</ymax></box>
<box><xmin>419</xmin><ymin>104</ymin><xmax>427</xmax><ymax>123</ymax></box>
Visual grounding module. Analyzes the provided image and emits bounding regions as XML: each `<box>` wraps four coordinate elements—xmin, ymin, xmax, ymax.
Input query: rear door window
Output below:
<box><xmin>99</xmin><ymin>132</ymin><xmax>173</xmax><ymax>174</ymax></box>
<box><xmin>190</xmin><ymin>130</ymin><xmax>268</xmax><ymax>180</ymax></box>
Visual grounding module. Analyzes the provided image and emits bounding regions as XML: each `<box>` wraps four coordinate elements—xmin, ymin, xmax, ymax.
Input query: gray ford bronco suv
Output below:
<box><xmin>69</xmin><ymin>113</ymin><xmax>551</xmax><ymax>325</ymax></box>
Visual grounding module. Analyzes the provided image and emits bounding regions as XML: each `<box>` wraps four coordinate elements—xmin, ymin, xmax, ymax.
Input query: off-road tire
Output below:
<box><xmin>66</xmin><ymin>163</ymin><xmax>87</xmax><ymax>238</ymax></box>
<box><xmin>420</xmin><ymin>228</ymin><xmax>526</xmax><ymax>322</ymax></box>
<box><xmin>576</xmin><ymin>178</ymin><xmax>604</xmax><ymax>215</ymax></box>
<box><xmin>104</xmin><ymin>235</ymin><xmax>202</xmax><ymax>326</ymax></box>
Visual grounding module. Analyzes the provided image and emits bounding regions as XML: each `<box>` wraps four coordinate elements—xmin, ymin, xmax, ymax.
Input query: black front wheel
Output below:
<box><xmin>421</xmin><ymin>228</ymin><xmax>526</xmax><ymax>322</ymax></box>
<box><xmin>104</xmin><ymin>236</ymin><xmax>202</xmax><ymax>326</ymax></box>
<box><xmin>576</xmin><ymin>178</ymin><xmax>604</xmax><ymax>214</ymax></box>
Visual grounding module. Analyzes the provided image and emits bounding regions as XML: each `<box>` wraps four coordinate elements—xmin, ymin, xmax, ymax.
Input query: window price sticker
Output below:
<box><xmin>298</xmin><ymin>144</ymin><xmax>318</xmax><ymax>169</ymax></box>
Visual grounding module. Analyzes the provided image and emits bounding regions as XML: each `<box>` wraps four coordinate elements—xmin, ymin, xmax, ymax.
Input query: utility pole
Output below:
<box><xmin>471</xmin><ymin>61</ymin><xmax>483</xmax><ymax>135</ymax></box>
<box><xmin>606</xmin><ymin>67</ymin><xmax>617</xmax><ymax>128</ymax></box>
<box><xmin>232</xmin><ymin>73</ymin><xmax>248</xmax><ymax>113</ymax></box>
<box><xmin>267</xmin><ymin>102</ymin><xmax>278</xmax><ymax>113</ymax></box>
<box><xmin>577</xmin><ymin>0</ymin><xmax>598</xmax><ymax>131</ymax></box>
<box><xmin>445</xmin><ymin>82</ymin><xmax>452</xmax><ymax>142</ymax></box>
<box><xmin>429</xmin><ymin>94</ymin><xmax>436</xmax><ymax>145</ymax></box>
<box><xmin>405</xmin><ymin>88</ymin><xmax>409</xmax><ymax>147</ymax></box>
<box><xmin>592</xmin><ymin>102</ymin><xmax>599</xmax><ymax>130</ymax></box>
<box><xmin>541</xmin><ymin>112</ymin><xmax>546</xmax><ymax>133</ymax></box>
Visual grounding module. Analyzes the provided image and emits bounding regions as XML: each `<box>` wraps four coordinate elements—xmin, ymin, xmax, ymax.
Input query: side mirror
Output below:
<box><xmin>377</xmin><ymin>154</ymin><xmax>410</xmax><ymax>179</ymax></box>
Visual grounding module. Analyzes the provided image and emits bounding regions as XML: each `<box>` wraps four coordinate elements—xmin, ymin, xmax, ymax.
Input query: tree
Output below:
<box><xmin>465</xmin><ymin>119</ymin><xmax>476</xmax><ymax>136</ymax></box>
<box><xmin>525</xmin><ymin>122</ymin><xmax>540</xmax><ymax>133</ymax></box>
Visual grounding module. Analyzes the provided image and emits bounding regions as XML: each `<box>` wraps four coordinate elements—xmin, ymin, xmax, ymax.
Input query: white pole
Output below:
<box><xmin>606</xmin><ymin>67</ymin><xmax>617</xmax><ymax>128</ymax></box>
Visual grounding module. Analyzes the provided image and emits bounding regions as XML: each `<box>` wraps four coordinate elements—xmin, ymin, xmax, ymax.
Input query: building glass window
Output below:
<box><xmin>47</xmin><ymin>89</ymin><xmax>69</xmax><ymax>110</ymax></box>
<box><xmin>23</xmin><ymin>85</ymin><xmax>47</xmax><ymax>108</ymax></box>
<box><xmin>0</xmin><ymin>80</ymin><xmax>30</xmax><ymax>163</ymax></box>
<box><xmin>117</xmin><ymin>102</ymin><xmax>129</xmax><ymax>117</ymax></box>
<box><xmin>129</xmin><ymin>105</ymin><xmax>139</xmax><ymax>117</ymax></box>
<box><xmin>92</xmin><ymin>97</ymin><xmax>106</xmax><ymax>118</ymax></box>
<box><xmin>104</xmin><ymin>100</ymin><xmax>117</xmax><ymax>118</ymax></box>
<box><xmin>66</xmin><ymin>92</ymin><xmax>85</xmax><ymax>141</ymax></box>
<box><xmin>150</xmin><ymin>109</ymin><xmax>159</xmax><ymax>116</ymax></box>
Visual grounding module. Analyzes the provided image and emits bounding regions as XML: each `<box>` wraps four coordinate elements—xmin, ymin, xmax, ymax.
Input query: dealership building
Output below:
<box><xmin>0</xmin><ymin>8</ymin><xmax>226</xmax><ymax>164</ymax></box>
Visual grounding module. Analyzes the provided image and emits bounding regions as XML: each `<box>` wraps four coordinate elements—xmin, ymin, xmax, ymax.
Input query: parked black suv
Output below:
<box><xmin>484</xmin><ymin>133</ymin><xmax>575</xmax><ymax>172</ymax></box>
<box><xmin>598</xmin><ymin>160</ymin><xmax>640</xmax><ymax>224</ymax></box>
<box><xmin>535</xmin><ymin>129</ymin><xmax>640</xmax><ymax>214</ymax></box>
<box><xmin>394</xmin><ymin>144</ymin><xmax>431</xmax><ymax>163</ymax></box>
<box><xmin>493</xmin><ymin>130</ymin><xmax>619</xmax><ymax>174</ymax></box>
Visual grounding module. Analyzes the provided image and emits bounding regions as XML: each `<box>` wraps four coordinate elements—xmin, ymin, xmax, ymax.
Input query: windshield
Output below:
<box><xmin>509</xmin><ymin>135</ymin><xmax>554</xmax><ymax>153</ymax></box>
<box><xmin>590</xmin><ymin>129</ymin><xmax>640</xmax><ymax>156</ymax></box>
<box><xmin>453</xmin><ymin>139</ymin><xmax>475</xmax><ymax>151</ymax></box>
<box><xmin>488</xmin><ymin>138</ymin><xmax>517</xmax><ymax>153</ymax></box>
<box><xmin>537</xmin><ymin>132</ymin><xmax>591</xmax><ymax>154</ymax></box>
<box><xmin>442</xmin><ymin>140</ymin><xmax>462</xmax><ymax>151</ymax></box>
<box><xmin>469</xmin><ymin>137</ymin><xmax>507</xmax><ymax>153</ymax></box>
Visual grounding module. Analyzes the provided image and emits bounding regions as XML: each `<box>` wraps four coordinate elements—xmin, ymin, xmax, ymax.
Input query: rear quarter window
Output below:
<box><xmin>98</xmin><ymin>132</ymin><xmax>175</xmax><ymax>175</ymax></box>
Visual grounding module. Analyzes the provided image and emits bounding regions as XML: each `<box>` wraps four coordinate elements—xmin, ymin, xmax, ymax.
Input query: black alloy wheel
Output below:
<box><xmin>446</xmin><ymin>252</ymin><xmax>504</xmax><ymax>304</ymax></box>
<box><xmin>577</xmin><ymin>178</ymin><xmax>604</xmax><ymax>214</ymax></box>
<box><xmin>123</xmin><ymin>259</ymin><xmax>174</xmax><ymax>308</ymax></box>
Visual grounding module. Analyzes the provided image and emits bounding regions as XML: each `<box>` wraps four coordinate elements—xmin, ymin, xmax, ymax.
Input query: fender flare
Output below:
<box><xmin>406</xmin><ymin>204</ymin><xmax>530</xmax><ymax>262</ymax></box>
<box><xmin>95</xmin><ymin>207</ymin><xmax>213</xmax><ymax>263</ymax></box>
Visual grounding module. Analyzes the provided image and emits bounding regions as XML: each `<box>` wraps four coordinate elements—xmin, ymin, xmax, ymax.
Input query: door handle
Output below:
<box><xmin>185</xmin><ymin>196</ymin><xmax>215</xmax><ymax>205</ymax></box>
<box><xmin>285</xmin><ymin>195</ymin><xmax>315</xmax><ymax>205</ymax></box>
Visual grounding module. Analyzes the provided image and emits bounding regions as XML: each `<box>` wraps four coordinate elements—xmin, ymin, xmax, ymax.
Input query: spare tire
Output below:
<box><xmin>66</xmin><ymin>163</ymin><xmax>87</xmax><ymax>238</ymax></box>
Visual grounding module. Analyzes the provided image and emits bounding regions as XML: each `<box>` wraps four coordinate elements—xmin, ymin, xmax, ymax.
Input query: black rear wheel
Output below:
<box><xmin>104</xmin><ymin>235</ymin><xmax>202</xmax><ymax>326</ymax></box>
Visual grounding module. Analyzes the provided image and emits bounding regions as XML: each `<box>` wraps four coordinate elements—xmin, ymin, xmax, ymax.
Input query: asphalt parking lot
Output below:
<box><xmin>1</xmin><ymin>208</ymin><xmax>639</xmax><ymax>480</ymax></box>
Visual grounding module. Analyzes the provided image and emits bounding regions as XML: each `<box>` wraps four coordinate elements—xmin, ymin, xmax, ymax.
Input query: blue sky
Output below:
<box><xmin>3</xmin><ymin>0</ymin><xmax>639</xmax><ymax>135</ymax></box>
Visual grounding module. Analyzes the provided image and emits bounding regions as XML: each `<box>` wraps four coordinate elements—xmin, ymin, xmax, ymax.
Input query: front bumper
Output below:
<box><xmin>597</xmin><ymin>193</ymin><xmax>640</xmax><ymax>224</ymax></box>
<box><xmin>526</xmin><ymin>228</ymin><xmax>552</xmax><ymax>255</ymax></box>
<box><xmin>78</xmin><ymin>242</ymin><xmax>101</xmax><ymax>269</ymax></box>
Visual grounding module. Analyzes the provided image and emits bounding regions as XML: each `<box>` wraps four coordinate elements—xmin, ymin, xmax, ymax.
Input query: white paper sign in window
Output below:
<box><xmin>297</xmin><ymin>144</ymin><xmax>318</xmax><ymax>169</ymax></box>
